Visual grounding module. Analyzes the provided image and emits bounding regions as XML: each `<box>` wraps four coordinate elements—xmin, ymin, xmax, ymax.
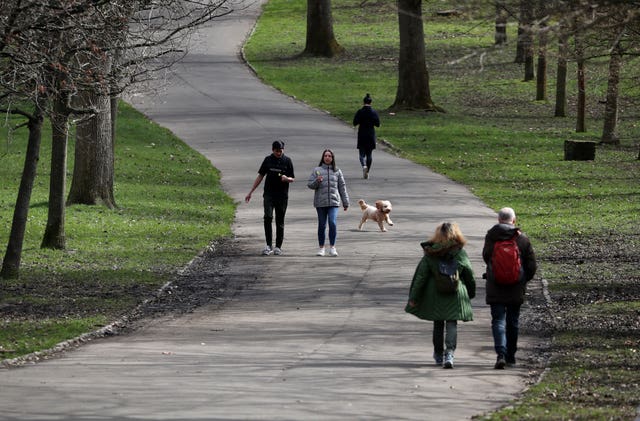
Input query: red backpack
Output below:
<box><xmin>491</xmin><ymin>232</ymin><xmax>522</xmax><ymax>285</ymax></box>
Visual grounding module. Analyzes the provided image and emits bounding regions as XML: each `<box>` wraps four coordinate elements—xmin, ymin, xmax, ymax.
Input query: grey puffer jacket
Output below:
<box><xmin>307</xmin><ymin>164</ymin><xmax>350</xmax><ymax>208</ymax></box>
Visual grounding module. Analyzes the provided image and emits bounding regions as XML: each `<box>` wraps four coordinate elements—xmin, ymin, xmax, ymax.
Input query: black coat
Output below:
<box><xmin>353</xmin><ymin>105</ymin><xmax>380</xmax><ymax>151</ymax></box>
<box><xmin>482</xmin><ymin>223</ymin><xmax>537</xmax><ymax>305</ymax></box>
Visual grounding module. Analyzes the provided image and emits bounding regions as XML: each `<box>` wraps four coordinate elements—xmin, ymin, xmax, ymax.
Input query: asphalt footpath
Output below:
<box><xmin>0</xmin><ymin>1</ymin><xmax>537</xmax><ymax>419</ymax></box>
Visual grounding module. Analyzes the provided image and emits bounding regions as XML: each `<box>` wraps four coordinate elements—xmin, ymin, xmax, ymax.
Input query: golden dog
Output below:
<box><xmin>358</xmin><ymin>199</ymin><xmax>394</xmax><ymax>232</ymax></box>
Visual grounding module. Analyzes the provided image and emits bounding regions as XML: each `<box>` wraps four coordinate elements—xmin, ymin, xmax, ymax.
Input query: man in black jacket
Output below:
<box><xmin>483</xmin><ymin>207</ymin><xmax>537</xmax><ymax>369</ymax></box>
<box><xmin>245</xmin><ymin>140</ymin><xmax>295</xmax><ymax>256</ymax></box>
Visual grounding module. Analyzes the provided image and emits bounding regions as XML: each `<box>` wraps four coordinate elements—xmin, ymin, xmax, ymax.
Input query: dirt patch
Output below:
<box><xmin>541</xmin><ymin>233</ymin><xmax>640</xmax><ymax>333</ymax></box>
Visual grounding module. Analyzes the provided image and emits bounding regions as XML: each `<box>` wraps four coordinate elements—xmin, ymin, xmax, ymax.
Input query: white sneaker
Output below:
<box><xmin>273</xmin><ymin>247</ymin><xmax>282</xmax><ymax>255</ymax></box>
<box><xmin>316</xmin><ymin>247</ymin><xmax>325</xmax><ymax>256</ymax></box>
<box><xmin>362</xmin><ymin>166</ymin><xmax>368</xmax><ymax>179</ymax></box>
<box><xmin>329</xmin><ymin>247</ymin><xmax>338</xmax><ymax>257</ymax></box>
<box><xmin>262</xmin><ymin>246</ymin><xmax>273</xmax><ymax>255</ymax></box>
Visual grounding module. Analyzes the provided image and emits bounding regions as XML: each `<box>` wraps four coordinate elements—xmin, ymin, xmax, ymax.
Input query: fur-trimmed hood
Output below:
<box><xmin>421</xmin><ymin>240</ymin><xmax>464</xmax><ymax>259</ymax></box>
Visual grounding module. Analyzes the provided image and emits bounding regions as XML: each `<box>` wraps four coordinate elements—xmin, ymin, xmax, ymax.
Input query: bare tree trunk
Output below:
<box><xmin>303</xmin><ymin>0</ymin><xmax>343</xmax><ymax>57</ymax></box>
<box><xmin>1</xmin><ymin>109</ymin><xmax>44</xmax><ymax>279</ymax></box>
<box><xmin>535</xmin><ymin>1</ymin><xmax>547</xmax><ymax>100</ymax></box>
<box><xmin>68</xmin><ymin>52</ymin><xmax>116</xmax><ymax>208</ymax></box>
<box><xmin>601</xmin><ymin>39</ymin><xmax>623</xmax><ymax>145</ymax></box>
<box><xmin>521</xmin><ymin>1</ymin><xmax>535</xmax><ymax>81</ymax></box>
<box><xmin>111</xmin><ymin>96</ymin><xmax>118</xmax><ymax>152</ymax></box>
<box><xmin>535</xmin><ymin>34</ymin><xmax>547</xmax><ymax>99</ymax></box>
<box><xmin>515</xmin><ymin>23</ymin><xmax>525</xmax><ymax>63</ymax></box>
<box><xmin>515</xmin><ymin>0</ymin><xmax>531</xmax><ymax>63</ymax></box>
<box><xmin>554</xmin><ymin>32</ymin><xmax>569</xmax><ymax>117</ymax></box>
<box><xmin>495</xmin><ymin>1</ymin><xmax>508</xmax><ymax>45</ymax></box>
<box><xmin>391</xmin><ymin>0</ymin><xmax>440</xmax><ymax>111</ymax></box>
<box><xmin>575</xmin><ymin>32</ymin><xmax>586</xmax><ymax>133</ymax></box>
<box><xmin>67</xmin><ymin>91</ymin><xmax>116</xmax><ymax>208</ymax></box>
<box><xmin>41</xmin><ymin>98</ymin><xmax>69</xmax><ymax>250</ymax></box>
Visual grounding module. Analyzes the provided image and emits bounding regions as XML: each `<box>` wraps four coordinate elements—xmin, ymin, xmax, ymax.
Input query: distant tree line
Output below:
<box><xmin>304</xmin><ymin>0</ymin><xmax>640</xmax><ymax>145</ymax></box>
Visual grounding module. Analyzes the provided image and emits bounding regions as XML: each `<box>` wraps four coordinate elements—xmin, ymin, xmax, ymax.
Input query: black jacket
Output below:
<box><xmin>482</xmin><ymin>223</ymin><xmax>537</xmax><ymax>305</ymax></box>
<box><xmin>353</xmin><ymin>105</ymin><xmax>380</xmax><ymax>151</ymax></box>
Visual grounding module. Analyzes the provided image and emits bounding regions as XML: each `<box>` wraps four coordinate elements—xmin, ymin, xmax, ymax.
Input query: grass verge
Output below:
<box><xmin>243</xmin><ymin>0</ymin><xmax>640</xmax><ymax>419</ymax></box>
<box><xmin>0</xmin><ymin>102</ymin><xmax>235</xmax><ymax>360</ymax></box>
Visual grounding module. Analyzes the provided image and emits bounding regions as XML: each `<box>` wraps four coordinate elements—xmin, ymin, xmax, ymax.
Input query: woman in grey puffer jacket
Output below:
<box><xmin>307</xmin><ymin>149</ymin><xmax>350</xmax><ymax>257</ymax></box>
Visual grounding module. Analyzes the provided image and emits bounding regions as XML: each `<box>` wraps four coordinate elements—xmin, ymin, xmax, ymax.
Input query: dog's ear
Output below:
<box><xmin>375</xmin><ymin>200</ymin><xmax>382</xmax><ymax>210</ymax></box>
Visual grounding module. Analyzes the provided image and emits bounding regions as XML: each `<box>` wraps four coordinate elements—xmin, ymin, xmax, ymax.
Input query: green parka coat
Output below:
<box><xmin>405</xmin><ymin>240</ymin><xmax>476</xmax><ymax>322</ymax></box>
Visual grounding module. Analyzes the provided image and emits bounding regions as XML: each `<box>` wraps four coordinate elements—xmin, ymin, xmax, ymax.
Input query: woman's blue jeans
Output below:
<box><xmin>316</xmin><ymin>206</ymin><xmax>339</xmax><ymax>246</ymax></box>
<box><xmin>490</xmin><ymin>303</ymin><xmax>521</xmax><ymax>359</ymax></box>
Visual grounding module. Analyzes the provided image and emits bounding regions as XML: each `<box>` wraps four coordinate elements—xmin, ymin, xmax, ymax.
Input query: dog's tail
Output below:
<box><xmin>358</xmin><ymin>199</ymin><xmax>368</xmax><ymax>210</ymax></box>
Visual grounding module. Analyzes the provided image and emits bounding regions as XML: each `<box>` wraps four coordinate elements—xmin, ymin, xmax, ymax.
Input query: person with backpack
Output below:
<box><xmin>405</xmin><ymin>222</ymin><xmax>476</xmax><ymax>369</ymax></box>
<box><xmin>483</xmin><ymin>207</ymin><xmax>537</xmax><ymax>369</ymax></box>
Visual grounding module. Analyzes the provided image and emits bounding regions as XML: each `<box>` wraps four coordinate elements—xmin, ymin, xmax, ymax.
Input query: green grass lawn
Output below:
<box><xmin>244</xmin><ymin>0</ymin><xmax>640</xmax><ymax>419</ymax></box>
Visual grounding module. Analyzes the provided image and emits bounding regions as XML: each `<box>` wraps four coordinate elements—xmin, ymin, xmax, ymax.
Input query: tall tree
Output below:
<box><xmin>554</xmin><ymin>31</ymin><xmax>569</xmax><ymax>117</ymax></box>
<box><xmin>391</xmin><ymin>0</ymin><xmax>440</xmax><ymax>111</ymax></box>
<box><xmin>42</xmin><ymin>95</ymin><xmax>71</xmax><ymax>249</ymax></box>
<box><xmin>535</xmin><ymin>0</ymin><xmax>548</xmax><ymax>101</ymax></box>
<box><xmin>303</xmin><ymin>0</ymin><xmax>343</xmax><ymax>57</ymax></box>
<box><xmin>575</xmin><ymin>29</ymin><xmax>586</xmax><ymax>133</ymax></box>
<box><xmin>67</xmin><ymin>57</ymin><xmax>116</xmax><ymax>208</ymax></box>
<box><xmin>520</xmin><ymin>0</ymin><xmax>535</xmax><ymax>81</ymax></box>
<box><xmin>514</xmin><ymin>0</ymin><xmax>526</xmax><ymax>63</ymax></box>
<box><xmin>601</xmin><ymin>34</ymin><xmax>623</xmax><ymax>145</ymax></box>
<box><xmin>0</xmin><ymin>108</ymin><xmax>44</xmax><ymax>279</ymax></box>
<box><xmin>67</xmin><ymin>88</ymin><xmax>116</xmax><ymax>208</ymax></box>
<box><xmin>494</xmin><ymin>1</ymin><xmax>508</xmax><ymax>45</ymax></box>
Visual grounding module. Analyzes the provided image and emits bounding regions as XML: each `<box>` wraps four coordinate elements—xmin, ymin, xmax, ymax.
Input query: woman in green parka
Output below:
<box><xmin>405</xmin><ymin>222</ymin><xmax>476</xmax><ymax>369</ymax></box>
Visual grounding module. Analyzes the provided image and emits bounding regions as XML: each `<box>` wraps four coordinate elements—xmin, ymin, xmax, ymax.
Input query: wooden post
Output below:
<box><xmin>564</xmin><ymin>140</ymin><xmax>596</xmax><ymax>161</ymax></box>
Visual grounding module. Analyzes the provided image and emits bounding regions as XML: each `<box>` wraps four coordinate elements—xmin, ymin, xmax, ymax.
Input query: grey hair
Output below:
<box><xmin>498</xmin><ymin>207</ymin><xmax>516</xmax><ymax>224</ymax></box>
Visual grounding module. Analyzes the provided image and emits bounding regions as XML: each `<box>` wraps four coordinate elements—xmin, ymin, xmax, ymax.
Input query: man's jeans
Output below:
<box><xmin>263</xmin><ymin>195</ymin><xmax>287</xmax><ymax>248</ymax></box>
<box><xmin>490</xmin><ymin>303</ymin><xmax>521</xmax><ymax>359</ymax></box>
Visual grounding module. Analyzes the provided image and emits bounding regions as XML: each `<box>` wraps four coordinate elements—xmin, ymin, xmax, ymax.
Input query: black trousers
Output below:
<box><xmin>263</xmin><ymin>194</ymin><xmax>288</xmax><ymax>248</ymax></box>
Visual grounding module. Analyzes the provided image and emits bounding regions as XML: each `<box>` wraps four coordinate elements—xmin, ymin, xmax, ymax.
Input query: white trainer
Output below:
<box><xmin>262</xmin><ymin>246</ymin><xmax>273</xmax><ymax>256</ymax></box>
<box><xmin>273</xmin><ymin>247</ymin><xmax>282</xmax><ymax>255</ymax></box>
<box><xmin>316</xmin><ymin>247</ymin><xmax>325</xmax><ymax>256</ymax></box>
<box><xmin>329</xmin><ymin>247</ymin><xmax>338</xmax><ymax>257</ymax></box>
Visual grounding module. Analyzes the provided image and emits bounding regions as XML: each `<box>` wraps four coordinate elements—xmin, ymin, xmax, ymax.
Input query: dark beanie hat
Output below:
<box><xmin>363</xmin><ymin>93</ymin><xmax>372</xmax><ymax>104</ymax></box>
<box><xmin>272</xmin><ymin>139</ymin><xmax>285</xmax><ymax>150</ymax></box>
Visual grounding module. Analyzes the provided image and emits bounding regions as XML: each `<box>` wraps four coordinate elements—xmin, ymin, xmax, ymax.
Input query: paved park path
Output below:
<box><xmin>0</xmin><ymin>1</ymin><xmax>537</xmax><ymax>419</ymax></box>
